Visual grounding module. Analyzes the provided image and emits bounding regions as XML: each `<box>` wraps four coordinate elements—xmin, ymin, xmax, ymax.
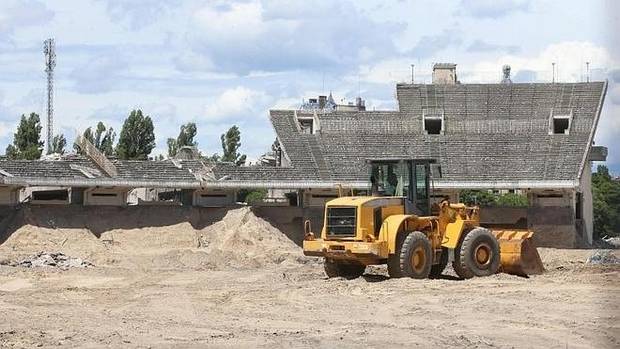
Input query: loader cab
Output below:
<box><xmin>368</xmin><ymin>159</ymin><xmax>436</xmax><ymax>216</ymax></box>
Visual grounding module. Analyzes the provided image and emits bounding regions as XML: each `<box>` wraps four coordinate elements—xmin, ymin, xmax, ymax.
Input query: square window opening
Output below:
<box><xmin>553</xmin><ymin>117</ymin><xmax>570</xmax><ymax>134</ymax></box>
<box><xmin>424</xmin><ymin>118</ymin><xmax>442</xmax><ymax>135</ymax></box>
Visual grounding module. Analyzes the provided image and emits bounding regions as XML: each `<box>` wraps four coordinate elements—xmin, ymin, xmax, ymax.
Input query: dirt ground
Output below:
<box><xmin>0</xmin><ymin>206</ymin><xmax>618</xmax><ymax>348</ymax></box>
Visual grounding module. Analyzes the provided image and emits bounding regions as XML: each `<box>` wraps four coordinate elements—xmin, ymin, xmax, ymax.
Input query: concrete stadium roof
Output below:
<box><xmin>0</xmin><ymin>81</ymin><xmax>608</xmax><ymax>191</ymax></box>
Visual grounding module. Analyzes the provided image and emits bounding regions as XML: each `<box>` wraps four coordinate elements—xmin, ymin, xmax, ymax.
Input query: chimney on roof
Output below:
<box><xmin>432</xmin><ymin>63</ymin><xmax>457</xmax><ymax>85</ymax></box>
<box><xmin>501</xmin><ymin>65</ymin><xmax>512</xmax><ymax>84</ymax></box>
<box><xmin>355</xmin><ymin>96</ymin><xmax>366</xmax><ymax>111</ymax></box>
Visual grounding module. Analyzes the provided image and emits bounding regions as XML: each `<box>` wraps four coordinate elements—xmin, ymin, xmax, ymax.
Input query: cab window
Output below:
<box><xmin>370</xmin><ymin>161</ymin><xmax>409</xmax><ymax>197</ymax></box>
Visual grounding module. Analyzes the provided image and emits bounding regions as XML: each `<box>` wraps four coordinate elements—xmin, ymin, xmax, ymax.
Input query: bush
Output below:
<box><xmin>495</xmin><ymin>193</ymin><xmax>528</xmax><ymax>207</ymax></box>
<box><xmin>459</xmin><ymin>190</ymin><xmax>497</xmax><ymax>206</ymax></box>
<box><xmin>459</xmin><ymin>190</ymin><xmax>528</xmax><ymax>207</ymax></box>
<box><xmin>240</xmin><ymin>189</ymin><xmax>267</xmax><ymax>204</ymax></box>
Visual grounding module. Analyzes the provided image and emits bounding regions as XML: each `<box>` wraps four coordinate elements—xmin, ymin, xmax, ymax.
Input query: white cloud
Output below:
<box><xmin>460</xmin><ymin>0</ymin><xmax>531</xmax><ymax>19</ymax></box>
<box><xmin>270</xmin><ymin>97</ymin><xmax>301</xmax><ymax>110</ymax></box>
<box><xmin>69</xmin><ymin>52</ymin><xmax>129</xmax><ymax>93</ymax></box>
<box><xmin>467</xmin><ymin>40</ymin><xmax>520</xmax><ymax>54</ymax></box>
<box><xmin>0</xmin><ymin>0</ymin><xmax>54</xmax><ymax>31</ymax></box>
<box><xmin>0</xmin><ymin>120</ymin><xmax>12</xmax><ymax>134</ymax></box>
<box><xmin>596</xmin><ymin>100</ymin><xmax>620</xmax><ymax>167</ymax></box>
<box><xmin>204</xmin><ymin>87</ymin><xmax>270</xmax><ymax>121</ymax></box>
<box><xmin>192</xmin><ymin>1</ymin><xmax>270</xmax><ymax>42</ymax></box>
<box><xmin>0</xmin><ymin>0</ymin><xmax>54</xmax><ymax>46</ymax></box>
<box><xmin>180</xmin><ymin>0</ymin><xmax>403</xmax><ymax>75</ymax></box>
<box><xmin>97</xmin><ymin>0</ymin><xmax>181</xmax><ymax>30</ymax></box>
<box><xmin>358</xmin><ymin>58</ymin><xmax>416</xmax><ymax>85</ymax></box>
<box><xmin>469</xmin><ymin>41</ymin><xmax>615</xmax><ymax>83</ymax></box>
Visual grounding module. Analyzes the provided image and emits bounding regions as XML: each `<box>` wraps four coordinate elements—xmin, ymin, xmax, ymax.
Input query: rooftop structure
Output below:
<box><xmin>271</xmin><ymin>81</ymin><xmax>607</xmax><ymax>188</ymax></box>
<box><xmin>300</xmin><ymin>93</ymin><xmax>366</xmax><ymax>113</ymax></box>
<box><xmin>432</xmin><ymin>63</ymin><xmax>458</xmax><ymax>85</ymax></box>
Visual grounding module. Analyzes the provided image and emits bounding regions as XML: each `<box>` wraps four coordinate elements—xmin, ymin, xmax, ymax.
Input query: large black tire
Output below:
<box><xmin>429</xmin><ymin>247</ymin><xmax>449</xmax><ymax>278</ymax></box>
<box><xmin>387</xmin><ymin>232</ymin><xmax>406</xmax><ymax>278</ymax></box>
<box><xmin>453</xmin><ymin>227</ymin><xmax>500</xmax><ymax>279</ymax></box>
<box><xmin>398</xmin><ymin>231</ymin><xmax>432</xmax><ymax>279</ymax></box>
<box><xmin>387</xmin><ymin>255</ymin><xmax>402</xmax><ymax>278</ymax></box>
<box><xmin>324</xmin><ymin>259</ymin><xmax>365</xmax><ymax>279</ymax></box>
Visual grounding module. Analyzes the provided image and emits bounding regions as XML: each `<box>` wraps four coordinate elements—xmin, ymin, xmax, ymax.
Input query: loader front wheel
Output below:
<box><xmin>387</xmin><ymin>254</ymin><xmax>403</xmax><ymax>278</ymax></box>
<box><xmin>324</xmin><ymin>259</ymin><xmax>365</xmax><ymax>279</ymax></box>
<box><xmin>387</xmin><ymin>232</ymin><xmax>407</xmax><ymax>278</ymax></box>
<box><xmin>399</xmin><ymin>231</ymin><xmax>432</xmax><ymax>279</ymax></box>
<box><xmin>453</xmin><ymin>228</ymin><xmax>500</xmax><ymax>279</ymax></box>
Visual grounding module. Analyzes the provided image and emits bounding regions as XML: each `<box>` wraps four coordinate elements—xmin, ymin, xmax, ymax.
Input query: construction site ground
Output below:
<box><xmin>0</xmin><ymin>206</ymin><xmax>618</xmax><ymax>348</ymax></box>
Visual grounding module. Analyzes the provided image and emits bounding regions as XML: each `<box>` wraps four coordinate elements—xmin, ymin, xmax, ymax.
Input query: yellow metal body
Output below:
<box><xmin>493</xmin><ymin>230</ymin><xmax>544</xmax><ymax>276</ymax></box>
<box><xmin>303</xmin><ymin>196</ymin><xmax>543</xmax><ymax>276</ymax></box>
<box><xmin>303</xmin><ymin>197</ymin><xmax>478</xmax><ymax>265</ymax></box>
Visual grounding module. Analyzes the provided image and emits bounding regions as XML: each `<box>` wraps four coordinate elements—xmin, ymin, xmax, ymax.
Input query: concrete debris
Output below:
<box><xmin>602</xmin><ymin>236</ymin><xmax>620</xmax><ymax>249</ymax></box>
<box><xmin>11</xmin><ymin>252</ymin><xmax>94</xmax><ymax>269</ymax></box>
<box><xmin>586</xmin><ymin>250</ymin><xmax>620</xmax><ymax>265</ymax></box>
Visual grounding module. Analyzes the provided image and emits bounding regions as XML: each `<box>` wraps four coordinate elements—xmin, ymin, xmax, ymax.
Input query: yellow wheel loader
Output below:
<box><xmin>303</xmin><ymin>159</ymin><xmax>544</xmax><ymax>279</ymax></box>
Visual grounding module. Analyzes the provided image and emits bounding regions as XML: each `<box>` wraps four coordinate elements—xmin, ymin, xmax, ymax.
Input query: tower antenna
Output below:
<box><xmin>43</xmin><ymin>38</ymin><xmax>56</xmax><ymax>154</ymax></box>
<box><xmin>552</xmin><ymin>62</ymin><xmax>556</xmax><ymax>83</ymax></box>
<box><xmin>586</xmin><ymin>62</ymin><xmax>590</xmax><ymax>83</ymax></box>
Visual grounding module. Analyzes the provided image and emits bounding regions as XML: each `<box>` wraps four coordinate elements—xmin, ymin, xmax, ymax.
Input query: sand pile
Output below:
<box><xmin>0</xmin><ymin>206</ymin><xmax>303</xmax><ymax>270</ymax></box>
<box><xmin>198</xmin><ymin>207</ymin><xmax>303</xmax><ymax>269</ymax></box>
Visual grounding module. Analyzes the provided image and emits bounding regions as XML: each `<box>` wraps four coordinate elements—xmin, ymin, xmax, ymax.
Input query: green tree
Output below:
<box><xmin>237</xmin><ymin>188</ymin><xmax>267</xmax><ymax>204</ymax></box>
<box><xmin>5</xmin><ymin>112</ymin><xmax>44</xmax><ymax>160</ymax></box>
<box><xmin>204</xmin><ymin>153</ymin><xmax>221</xmax><ymax>162</ymax></box>
<box><xmin>496</xmin><ymin>193</ymin><xmax>528</xmax><ymax>207</ymax></box>
<box><xmin>97</xmin><ymin>122</ymin><xmax>116</xmax><ymax>156</ymax></box>
<box><xmin>167</xmin><ymin>122</ymin><xmax>197</xmax><ymax>158</ymax></box>
<box><xmin>74</xmin><ymin>122</ymin><xmax>116</xmax><ymax>156</ymax></box>
<box><xmin>116</xmin><ymin>109</ymin><xmax>155</xmax><ymax>160</ymax></box>
<box><xmin>220</xmin><ymin>125</ymin><xmax>246</xmax><ymax>166</ymax></box>
<box><xmin>459</xmin><ymin>189</ymin><xmax>497</xmax><ymax>206</ymax></box>
<box><xmin>167</xmin><ymin>138</ymin><xmax>178</xmax><ymax>158</ymax></box>
<box><xmin>592</xmin><ymin>165</ymin><xmax>620</xmax><ymax>238</ymax></box>
<box><xmin>50</xmin><ymin>134</ymin><xmax>67</xmax><ymax>154</ymax></box>
<box><xmin>245</xmin><ymin>189</ymin><xmax>267</xmax><ymax>204</ymax></box>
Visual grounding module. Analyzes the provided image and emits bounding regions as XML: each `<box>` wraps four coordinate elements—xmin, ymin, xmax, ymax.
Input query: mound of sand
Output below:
<box><xmin>0</xmin><ymin>206</ymin><xmax>303</xmax><ymax>270</ymax></box>
<box><xmin>198</xmin><ymin>207</ymin><xmax>303</xmax><ymax>269</ymax></box>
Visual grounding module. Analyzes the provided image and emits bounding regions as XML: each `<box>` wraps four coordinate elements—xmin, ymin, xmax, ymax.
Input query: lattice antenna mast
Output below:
<box><xmin>44</xmin><ymin>38</ymin><xmax>56</xmax><ymax>154</ymax></box>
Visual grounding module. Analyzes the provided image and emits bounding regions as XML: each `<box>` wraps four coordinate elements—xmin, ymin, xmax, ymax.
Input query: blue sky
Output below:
<box><xmin>0</xmin><ymin>0</ymin><xmax>618</xmax><ymax>172</ymax></box>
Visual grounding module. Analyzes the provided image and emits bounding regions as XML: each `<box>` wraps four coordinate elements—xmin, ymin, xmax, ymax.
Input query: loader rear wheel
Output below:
<box><xmin>399</xmin><ymin>231</ymin><xmax>432</xmax><ymax>279</ymax></box>
<box><xmin>453</xmin><ymin>228</ymin><xmax>500</xmax><ymax>279</ymax></box>
<box><xmin>323</xmin><ymin>259</ymin><xmax>365</xmax><ymax>279</ymax></box>
<box><xmin>429</xmin><ymin>247</ymin><xmax>449</xmax><ymax>279</ymax></box>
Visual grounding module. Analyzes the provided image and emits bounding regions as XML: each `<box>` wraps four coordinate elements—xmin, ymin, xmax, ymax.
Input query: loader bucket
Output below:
<box><xmin>493</xmin><ymin>230</ymin><xmax>544</xmax><ymax>277</ymax></box>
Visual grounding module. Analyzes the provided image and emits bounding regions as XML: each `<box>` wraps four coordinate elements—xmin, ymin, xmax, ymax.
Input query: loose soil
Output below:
<box><xmin>0</xmin><ymin>206</ymin><xmax>618</xmax><ymax>348</ymax></box>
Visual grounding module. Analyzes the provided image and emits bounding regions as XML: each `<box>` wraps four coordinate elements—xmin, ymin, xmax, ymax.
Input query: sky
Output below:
<box><xmin>0</xmin><ymin>0</ymin><xmax>618</xmax><ymax>172</ymax></box>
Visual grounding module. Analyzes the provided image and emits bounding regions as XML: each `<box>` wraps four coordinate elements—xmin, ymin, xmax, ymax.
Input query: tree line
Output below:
<box><xmin>593</xmin><ymin>165</ymin><xmax>620</xmax><ymax>238</ymax></box>
<box><xmin>3</xmin><ymin>109</ymin><xmax>246</xmax><ymax>165</ymax></box>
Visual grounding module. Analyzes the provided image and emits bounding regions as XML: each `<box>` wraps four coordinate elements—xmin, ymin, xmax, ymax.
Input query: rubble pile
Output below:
<box><xmin>11</xmin><ymin>252</ymin><xmax>94</xmax><ymax>269</ymax></box>
<box><xmin>586</xmin><ymin>250</ymin><xmax>620</xmax><ymax>265</ymax></box>
<box><xmin>602</xmin><ymin>236</ymin><xmax>620</xmax><ymax>249</ymax></box>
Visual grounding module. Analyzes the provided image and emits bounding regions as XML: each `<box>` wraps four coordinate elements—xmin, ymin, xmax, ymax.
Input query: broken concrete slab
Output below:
<box><xmin>11</xmin><ymin>252</ymin><xmax>94</xmax><ymax>269</ymax></box>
